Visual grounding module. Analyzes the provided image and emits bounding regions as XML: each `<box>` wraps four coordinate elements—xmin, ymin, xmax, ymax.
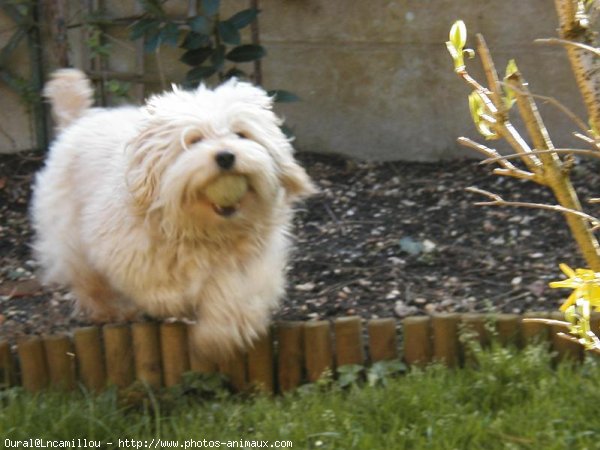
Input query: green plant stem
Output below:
<box><xmin>506</xmin><ymin>61</ymin><xmax>600</xmax><ymax>270</ymax></box>
<box><xmin>475</xmin><ymin>35</ymin><xmax>542</xmax><ymax>171</ymax></box>
<box><xmin>554</xmin><ymin>0</ymin><xmax>600</xmax><ymax>135</ymax></box>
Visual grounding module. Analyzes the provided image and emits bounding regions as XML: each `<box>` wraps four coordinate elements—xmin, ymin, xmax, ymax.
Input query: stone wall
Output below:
<box><xmin>0</xmin><ymin>0</ymin><xmax>587</xmax><ymax>160</ymax></box>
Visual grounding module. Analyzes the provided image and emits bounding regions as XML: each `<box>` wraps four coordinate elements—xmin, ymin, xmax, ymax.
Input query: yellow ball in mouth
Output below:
<box><xmin>204</xmin><ymin>174</ymin><xmax>249</xmax><ymax>207</ymax></box>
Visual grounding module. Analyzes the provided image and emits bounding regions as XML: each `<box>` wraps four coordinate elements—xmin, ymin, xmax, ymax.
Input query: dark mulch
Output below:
<box><xmin>1</xmin><ymin>149</ymin><xmax>599</xmax><ymax>342</ymax></box>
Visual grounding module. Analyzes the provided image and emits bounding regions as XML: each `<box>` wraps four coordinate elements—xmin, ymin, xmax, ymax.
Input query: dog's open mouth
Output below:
<box><xmin>211</xmin><ymin>203</ymin><xmax>240</xmax><ymax>217</ymax></box>
<box><xmin>203</xmin><ymin>174</ymin><xmax>249</xmax><ymax>218</ymax></box>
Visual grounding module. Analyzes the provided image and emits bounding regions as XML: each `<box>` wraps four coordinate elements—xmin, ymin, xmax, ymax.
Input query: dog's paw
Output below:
<box><xmin>188</xmin><ymin>320</ymin><xmax>264</xmax><ymax>363</ymax></box>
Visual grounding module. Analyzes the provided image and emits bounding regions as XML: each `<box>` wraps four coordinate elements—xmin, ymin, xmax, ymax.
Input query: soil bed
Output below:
<box><xmin>1</xmin><ymin>150</ymin><xmax>598</xmax><ymax>341</ymax></box>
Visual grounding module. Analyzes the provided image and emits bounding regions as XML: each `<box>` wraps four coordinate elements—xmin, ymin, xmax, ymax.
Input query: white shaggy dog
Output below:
<box><xmin>31</xmin><ymin>69</ymin><xmax>315</xmax><ymax>359</ymax></box>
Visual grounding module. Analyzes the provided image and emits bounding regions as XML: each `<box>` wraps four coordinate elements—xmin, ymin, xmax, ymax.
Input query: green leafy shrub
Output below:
<box><xmin>130</xmin><ymin>0</ymin><xmax>265</xmax><ymax>86</ymax></box>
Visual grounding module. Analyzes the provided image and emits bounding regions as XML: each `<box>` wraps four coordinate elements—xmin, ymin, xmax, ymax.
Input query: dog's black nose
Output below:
<box><xmin>215</xmin><ymin>151</ymin><xmax>235</xmax><ymax>170</ymax></box>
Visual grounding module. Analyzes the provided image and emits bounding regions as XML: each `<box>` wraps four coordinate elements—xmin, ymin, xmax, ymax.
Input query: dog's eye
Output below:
<box><xmin>236</xmin><ymin>132</ymin><xmax>249</xmax><ymax>140</ymax></box>
<box><xmin>188</xmin><ymin>135</ymin><xmax>203</xmax><ymax>145</ymax></box>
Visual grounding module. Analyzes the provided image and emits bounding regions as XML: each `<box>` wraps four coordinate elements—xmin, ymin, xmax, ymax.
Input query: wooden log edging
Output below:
<box><xmin>0</xmin><ymin>313</ymin><xmax>576</xmax><ymax>394</ymax></box>
<box><xmin>276</xmin><ymin>321</ymin><xmax>304</xmax><ymax>392</ymax></box>
<box><xmin>74</xmin><ymin>327</ymin><xmax>106</xmax><ymax>393</ymax></box>
<box><xmin>432</xmin><ymin>314</ymin><xmax>460</xmax><ymax>367</ymax></box>
<box><xmin>132</xmin><ymin>322</ymin><xmax>162</xmax><ymax>388</ymax></box>
<box><xmin>403</xmin><ymin>316</ymin><xmax>432</xmax><ymax>367</ymax></box>
<box><xmin>43</xmin><ymin>334</ymin><xmax>76</xmax><ymax>391</ymax></box>
<box><xmin>160</xmin><ymin>322</ymin><xmax>190</xmax><ymax>387</ymax></box>
<box><xmin>0</xmin><ymin>340</ymin><xmax>16</xmax><ymax>387</ymax></box>
<box><xmin>17</xmin><ymin>336</ymin><xmax>48</xmax><ymax>392</ymax></box>
<box><xmin>104</xmin><ymin>324</ymin><xmax>134</xmax><ymax>388</ymax></box>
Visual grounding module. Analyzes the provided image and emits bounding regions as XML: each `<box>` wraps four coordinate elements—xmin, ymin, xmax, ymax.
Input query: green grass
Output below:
<box><xmin>3</xmin><ymin>344</ymin><xmax>600</xmax><ymax>449</ymax></box>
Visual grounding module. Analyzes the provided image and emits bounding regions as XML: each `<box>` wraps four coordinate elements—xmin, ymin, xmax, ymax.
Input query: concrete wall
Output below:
<box><xmin>258</xmin><ymin>0</ymin><xmax>585</xmax><ymax>160</ymax></box>
<box><xmin>0</xmin><ymin>0</ymin><xmax>588</xmax><ymax>160</ymax></box>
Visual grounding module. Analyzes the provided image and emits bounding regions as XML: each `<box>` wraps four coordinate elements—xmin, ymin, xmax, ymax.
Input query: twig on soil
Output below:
<box><xmin>322</xmin><ymin>202</ymin><xmax>340</xmax><ymax>224</ymax></box>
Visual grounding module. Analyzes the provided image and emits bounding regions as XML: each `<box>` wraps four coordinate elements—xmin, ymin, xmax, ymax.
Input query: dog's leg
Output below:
<box><xmin>70</xmin><ymin>268</ymin><xmax>126</xmax><ymax>323</ymax></box>
<box><xmin>189</xmin><ymin>318</ymin><xmax>259</xmax><ymax>364</ymax></box>
<box><xmin>188</xmin><ymin>295</ymin><xmax>274</xmax><ymax>363</ymax></box>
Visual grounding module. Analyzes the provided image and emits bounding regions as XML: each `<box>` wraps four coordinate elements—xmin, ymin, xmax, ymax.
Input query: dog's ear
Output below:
<box><xmin>125</xmin><ymin>126</ymin><xmax>172</xmax><ymax>212</ymax></box>
<box><xmin>278</xmin><ymin>154</ymin><xmax>318</xmax><ymax>202</ymax></box>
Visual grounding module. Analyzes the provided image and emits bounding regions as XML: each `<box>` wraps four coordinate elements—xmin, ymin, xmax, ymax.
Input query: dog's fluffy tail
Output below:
<box><xmin>44</xmin><ymin>69</ymin><xmax>94</xmax><ymax>131</ymax></box>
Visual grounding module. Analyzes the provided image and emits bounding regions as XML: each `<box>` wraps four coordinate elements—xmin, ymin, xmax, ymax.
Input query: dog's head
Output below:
<box><xmin>125</xmin><ymin>80</ymin><xmax>316</xmax><ymax>238</ymax></box>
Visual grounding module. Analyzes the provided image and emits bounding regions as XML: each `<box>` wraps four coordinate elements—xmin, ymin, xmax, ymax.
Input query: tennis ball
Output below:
<box><xmin>204</xmin><ymin>174</ymin><xmax>248</xmax><ymax>206</ymax></box>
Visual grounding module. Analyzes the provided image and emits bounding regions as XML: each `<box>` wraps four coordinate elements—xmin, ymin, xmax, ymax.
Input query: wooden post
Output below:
<box><xmin>496</xmin><ymin>314</ymin><xmax>521</xmax><ymax>347</ymax></box>
<box><xmin>187</xmin><ymin>324</ymin><xmax>217</xmax><ymax>374</ymax></box>
<box><xmin>550</xmin><ymin>311</ymin><xmax>583</xmax><ymax>362</ymax></box>
<box><xmin>74</xmin><ymin>327</ymin><xmax>106</xmax><ymax>392</ymax></box>
<box><xmin>367</xmin><ymin>318</ymin><xmax>398</xmax><ymax>362</ymax></box>
<box><xmin>250</xmin><ymin>0</ymin><xmax>262</xmax><ymax>85</ymax></box>
<box><xmin>403</xmin><ymin>316</ymin><xmax>432</xmax><ymax>367</ymax></box>
<box><xmin>45</xmin><ymin>0</ymin><xmax>70</xmax><ymax>67</ymax></box>
<box><xmin>28</xmin><ymin>3</ymin><xmax>49</xmax><ymax>152</ymax></box>
<box><xmin>160</xmin><ymin>322</ymin><xmax>190</xmax><ymax>387</ymax></box>
<box><xmin>83</xmin><ymin>0</ymin><xmax>107</xmax><ymax>104</ymax></box>
<box><xmin>247</xmin><ymin>331</ymin><xmax>274</xmax><ymax>393</ymax></box>
<box><xmin>276</xmin><ymin>321</ymin><xmax>304</xmax><ymax>392</ymax></box>
<box><xmin>103</xmin><ymin>324</ymin><xmax>135</xmax><ymax>388</ymax></box>
<box><xmin>334</xmin><ymin>316</ymin><xmax>364</xmax><ymax>367</ymax></box>
<box><xmin>461</xmin><ymin>314</ymin><xmax>489</xmax><ymax>366</ymax></box>
<box><xmin>0</xmin><ymin>340</ymin><xmax>16</xmax><ymax>387</ymax></box>
<box><xmin>303</xmin><ymin>321</ymin><xmax>333</xmax><ymax>382</ymax></box>
<box><xmin>431</xmin><ymin>313</ymin><xmax>460</xmax><ymax>367</ymax></box>
<box><xmin>218</xmin><ymin>352</ymin><xmax>247</xmax><ymax>391</ymax></box>
<box><xmin>461</xmin><ymin>313</ymin><xmax>489</xmax><ymax>345</ymax></box>
<box><xmin>522</xmin><ymin>312</ymin><xmax>550</xmax><ymax>345</ymax></box>
<box><xmin>132</xmin><ymin>322</ymin><xmax>162</xmax><ymax>388</ymax></box>
<box><xmin>17</xmin><ymin>337</ymin><xmax>49</xmax><ymax>392</ymax></box>
<box><xmin>133</xmin><ymin>0</ymin><xmax>146</xmax><ymax>101</ymax></box>
<box><xmin>43</xmin><ymin>334</ymin><xmax>76</xmax><ymax>391</ymax></box>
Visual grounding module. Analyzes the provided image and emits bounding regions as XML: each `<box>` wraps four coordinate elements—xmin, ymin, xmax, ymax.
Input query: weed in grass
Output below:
<box><xmin>119</xmin><ymin>372</ymin><xmax>231</xmax><ymax>414</ymax></box>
